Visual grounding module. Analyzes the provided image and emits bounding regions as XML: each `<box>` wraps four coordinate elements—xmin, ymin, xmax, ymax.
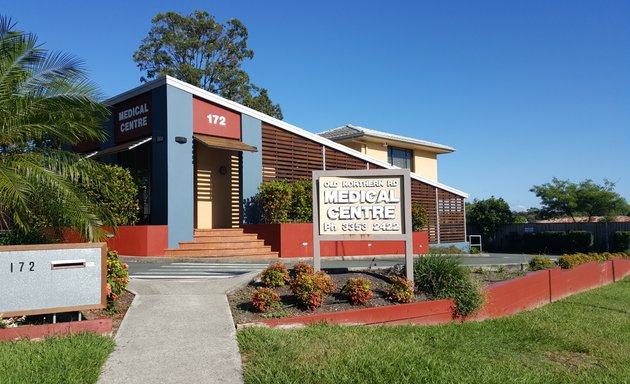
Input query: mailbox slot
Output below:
<box><xmin>51</xmin><ymin>259</ymin><xmax>86</xmax><ymax>270</ymax></box>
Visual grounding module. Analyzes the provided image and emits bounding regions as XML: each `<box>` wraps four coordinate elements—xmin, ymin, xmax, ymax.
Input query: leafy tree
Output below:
<box><xmin>80</xmin><ymin>165</ymin><xmax>140</xmax><ymax>226</ymax></box>
<box><xmin>133</xmin><ymin>10</ymin><xmax>283</xmax><ymax>119</ymax></box>
<box><xmin>466</xmin><ymin>197</ymin><xmax>513</xmax><ymax>240</ymax></box>
<box><xmin>531</xmin><ymin>178</ymin><xmax>629</xmax><ymax>222</ymax></box>
<box><xmin>0</xmin><ymin>17</ymin><xmax>113</xmax><ymax>241</ymax></box>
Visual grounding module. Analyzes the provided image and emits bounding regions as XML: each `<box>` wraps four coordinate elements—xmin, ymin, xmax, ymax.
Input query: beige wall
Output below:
<box><xmin>336</xmin><ymin>139</ymin><xmax>439</xmax><ymax>181</ymax></box>
<box><xmin>413</xmin><ymin>150</ymin><xmax>438</xmax><ymax>181</ymax></box>
<box><xmin>195</xmin><ymin>145</ymin><xmax>240</xmax><ymax>229</ymax></box>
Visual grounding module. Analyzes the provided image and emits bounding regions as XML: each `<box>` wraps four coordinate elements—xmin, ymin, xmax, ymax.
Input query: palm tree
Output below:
<box><xmin>0</xmin><ymin>16</ymin><xmax>113</xmax><ymax>241</ymax></box>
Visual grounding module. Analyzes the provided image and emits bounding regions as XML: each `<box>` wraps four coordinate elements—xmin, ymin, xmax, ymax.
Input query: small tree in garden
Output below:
<box><xmin>106</xmin><ymin>251</ymin><xmax>129</xmax><ymax>309</ymax></box>
<box><xmin>256</xmin><ymin>180</ymin><xmax>292</xmax><ymax>224</ymax></box>
<box><xmin>341</xmin><ymin>278</ymin><xmax>373</xmax><ymax>305</ymax></box>
<box><xmin>256</xmin><ymin>179</ymin><xmax>313</xmax><ymax>224</ymax></box>
<box><xmin>411</xmin><ymin>203</ymin><xmax>429</xmax><ymax>231</ymax></box>
<box><xmin>261</xmin><ymin>262</ymin><xmax>289</xmax><ymax>287</ymax></box>
<box><xmin>80</xmin><ymin>164</ymin><xmax>140</xmax><ymax>226</ymax></box>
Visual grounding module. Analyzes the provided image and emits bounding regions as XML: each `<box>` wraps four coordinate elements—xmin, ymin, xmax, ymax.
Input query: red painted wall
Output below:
<box><xmin>192</xmin><ymin>97</ymin><xmax>241</xmax><ymax>139</ymax></box>
<box><xmin>613</xmin><ymin>258</ymin><xmax>630</xmax><ymax>281</ymax></box>
<box><xmin>473</xmin><ymin>270</ymin><xmax>550</xmax><ymax>321</ymax></box>
<box><xmin>243</xmin><ymin>224</ymin><xmax>429</xmax><ymax>258</ymax></box>
<box><xmin>61</xmin><ymin>226</ymin><xmax>168</xmax><ymax>256</ymax></box>
<box><xmin>107</xmin><ymin>226</ymin><xmax>168</xmax><ymax>256</ymax></box>
<box><xmin>257</xmin><ymin>299</ymin><xmax>455</xmax><ymax>328</ymax></box>
<box><xmin>550</xmin><ymin>261</ymin><xmax>614</xmax><ymax>302</ymax></box>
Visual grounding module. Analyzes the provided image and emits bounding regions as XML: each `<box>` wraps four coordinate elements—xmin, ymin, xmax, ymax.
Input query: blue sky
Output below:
<box><xmin>5</xmin><ymin>0</ymin><xmax>629</xmax><ymax>210</ymax></box>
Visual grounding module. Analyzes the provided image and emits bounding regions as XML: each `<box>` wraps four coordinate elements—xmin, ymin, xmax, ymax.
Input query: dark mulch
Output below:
<box><xmin>82</xmin><ymin>290</ymin><xmax>135</xmax><ymax>336</ymax></box>
<box><xmin>228</xmin><ymin>269</ymin><xmax>428</xmax><ymax>325</ymax></box>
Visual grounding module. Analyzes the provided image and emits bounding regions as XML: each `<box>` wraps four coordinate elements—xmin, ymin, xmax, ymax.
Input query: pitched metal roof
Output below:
<box><xmin>318</xmin><ymin>124</ymin><xmax>455</xmax><ymax>153</ymax></box>
<box><xmin>105</xmin><ymin>76</ymin><xmax>468</xmax><ymax>198</ymax></box>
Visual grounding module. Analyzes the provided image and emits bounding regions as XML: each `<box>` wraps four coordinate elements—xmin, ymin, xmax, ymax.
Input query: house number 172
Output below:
<box><xmin>206</xmin><ymin>114</ymin><xmax>226</xmax><ymax>126</ymax></box>
<box><xmin>10</xmin><ymin>261</ymin><xmax>35</xmax><ymax>273</ymax></box>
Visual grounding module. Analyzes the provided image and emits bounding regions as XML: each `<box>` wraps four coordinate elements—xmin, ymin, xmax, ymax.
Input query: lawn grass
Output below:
<box><xmin>238</xmin><ymin>277</ymin><xmax>630</xmax><ymax>384</ymax></box>
<box><xmin>0</xmin><ymin>332</ymin><xmax>114</xmax><ymax>384</ymax></box>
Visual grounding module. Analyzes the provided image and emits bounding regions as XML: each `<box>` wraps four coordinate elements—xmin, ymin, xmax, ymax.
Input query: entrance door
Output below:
<box><xmin>195</xmin><ymin>144</ymin><xmax>240</xmax><ymax>229</ymax></box>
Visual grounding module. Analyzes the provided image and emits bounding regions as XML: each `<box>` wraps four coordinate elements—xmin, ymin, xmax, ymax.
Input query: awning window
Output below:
<box><xmin>193</xmin><ymin>134</ymin><xmax>257</xmax><ymax>152</ymax></box>
<box><xmin>85</xmin><ymin>137</ymin><xmax>152</xmax><ymax>159</ymax></box>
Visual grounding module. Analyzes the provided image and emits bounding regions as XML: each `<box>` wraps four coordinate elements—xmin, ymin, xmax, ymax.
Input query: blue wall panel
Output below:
<box><xmin>151</xmin><ymin>86</ymin><xmax>168</xmax><ymax>225</ymax></box>
<box><xmin>165</xmin><ymin>85</ymin><xmax>194</xmax><ymax>247</ymax></box>
<box><xmin>241</xmin><ymin>114</ymin><xmax>262</xmax><ymax>224</ymax></box>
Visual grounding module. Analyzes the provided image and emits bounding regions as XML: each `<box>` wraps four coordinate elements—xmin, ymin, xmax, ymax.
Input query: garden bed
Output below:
<box><xmin>228</xmin><ymin>266</ymin><xmax>524</xmax><ymax>326</ymax></box>
<box><xmin>0</xmin><ymin>290</ymin><xmax>134</xmax><ymax>341</ymax></box>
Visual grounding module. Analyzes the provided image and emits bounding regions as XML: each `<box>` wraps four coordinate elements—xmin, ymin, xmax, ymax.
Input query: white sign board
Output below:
<box><xmin>312</xmin><ymin>169</ymin><xmax>413</xmax><ymax>281</ymax></box>
<box><xmin>318</xmin><ymin>175</ymin><xmax>404</xmax><ymax>235</ymax></box>
<box><xmin>0</xmin><ymin>243</ymin><xmax>107</xmax><ymax>317</ymax></box>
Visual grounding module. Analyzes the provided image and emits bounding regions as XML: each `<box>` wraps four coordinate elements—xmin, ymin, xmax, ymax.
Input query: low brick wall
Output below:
<box><xmin>243</xmin><ymin>258</ymin><xmax>630</xmax><ymax>328</ymax></box>
<box><xmin>0</xmin><ymin>318</ymin><xmax>112</xmax><ymax>341</ymax></box>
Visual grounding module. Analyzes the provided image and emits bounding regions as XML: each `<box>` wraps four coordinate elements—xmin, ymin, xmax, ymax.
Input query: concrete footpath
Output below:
<box><xmin>98</xmin><ymin>272</ymin><xmax>257</xmax><ymax>384</ymax></box>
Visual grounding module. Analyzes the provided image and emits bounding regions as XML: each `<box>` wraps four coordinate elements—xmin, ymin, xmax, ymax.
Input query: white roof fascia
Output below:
<box><xmin>320</xmin><ymin>124</ymin><xmax>455</xmax><ymax>153</ymax></box>
<box><xmin>106</xmin><ymin>76</ymin><xmax>468</xmax><ymax>198</ymax></box>
<box><xmin>105</xmin><ymin>77</ymin><xmax>167</xmax><ymax>105</ymax></box>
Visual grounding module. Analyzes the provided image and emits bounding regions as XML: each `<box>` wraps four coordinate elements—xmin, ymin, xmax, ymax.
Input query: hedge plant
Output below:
<box><xmin>613</xmin><ymin>231</ymin><xmax>630</xmax><ymax>253</ymax></box>
<box><xmin>557</xmin><ymin>252</ymin><xmax>628</xmax><ymax>269</ymax></box>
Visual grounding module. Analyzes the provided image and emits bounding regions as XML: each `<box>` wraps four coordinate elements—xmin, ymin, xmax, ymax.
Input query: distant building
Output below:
<box><xmin>319</xmin><ymin>124</ymin><xmax>454</xmax><ymax>182</ymax></box>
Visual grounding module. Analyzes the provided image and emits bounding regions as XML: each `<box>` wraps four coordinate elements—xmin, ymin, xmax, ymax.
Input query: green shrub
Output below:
<box><xmin>106</xmin><ymin>250</ymin><xmax>129</xmax><ymax>308</ymax></box>
<box><xmin>251</xmin><ymin>287</ymin><xmax>281</xmax><ymax>313</ymax></box>
<box><xmin>566</xmin><ymin>231</ymin><xmax>593</xmax><ymax>253</ymax></box>
<box><xmin>257</xmin><ymin>180</ymin><xmax>292</xmax><ymax>224</ymax></box>
<box><xmin>411</xmin><ymin>203</ymin><xmax>429</xmax><ymax>231</ymax></box>
<box><xmin>256</xmin><ymin>179</ymin><xmax>315</xmax><ymax>224</ymax></box>
<box><xmin>292</xmin><ymin>262</ymin><xmax>314</xmax><ymax>277</ymax></box>
<box><xmin>341</xmin><ymin>278</ymin><xmax>373</xmax><ymax>305</ymax></box>
<box><xmin>557</xmin><ymin>252</ymin><xmax>628</xmax><ymax>269</ymax></box>
<box><xmin>414</xmin><ymin>255</ymin><xmax>483</xmax><ymax>316</ymax></box>
<box><xmin>290</xmin><ymin>271</ymin><xmax>335</xmax><ymax>310</ymax></box>
<box><xmin>386</xmin><ymin>276</ymin><xmax>414</xmax><ymax>303</ymax></box>
<box><xmin>81</xmin><ymin>164</ymin><xmax>140</xmax><ymax>226</ymax></box>
<box><xmin>613</xmin><ymin>231</ymin><xmax>630</xmax><ymax>253</ymax></box>
<box><xmin>290</xmin><ymin>179</ymin><xmax>312</xmax><ymax>223</ymax></box>
<box><xmin>528</xmin><ymin>256</ymin><xmax>555</xmax><ymax>271</ymax></box>
<box><xmin>261</xmin><ymin>262</ymin><xmax>289</xmax><ymax>288</ymax></box>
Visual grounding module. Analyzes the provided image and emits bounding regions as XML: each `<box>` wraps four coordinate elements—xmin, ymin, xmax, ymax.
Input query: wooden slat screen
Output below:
<box><xmin>261</xmin><ymin>122</ymin><xmax>466</xmax><ymax>243</ymax></box>
<box><xmin>437</xmin><ymin>190</ymin><xmax>465</xmax><ymax>243</ymax></box>
<box><xmin>411</xmin><ymin>180</ymin><xmax>439</xmax><ymax>243</ymax></box>
<box><xmin>262</xmin><ymin>123</ymin><xmax>323</xmax><ymax>182</ymax></box>
<box><xmin>324</xmin><ymin>147</ymin><xmax>371</xmax><ymax>170</ymax></box>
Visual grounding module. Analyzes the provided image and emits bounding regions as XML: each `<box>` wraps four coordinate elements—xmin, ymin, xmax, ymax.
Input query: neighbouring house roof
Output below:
<box><xmin>535</xmin><ymin>216</ymin><xmax>630</xmax><ymax>223</ymax></box>
<box><xmin>318</xmin><ymin>124</ymin><xmax>455</xmax><ymax>154</ymax></box>
<box><xmin>105</xmin><ymin>76</ymin><xmax>468</xmax><ymax>198</ymax></box>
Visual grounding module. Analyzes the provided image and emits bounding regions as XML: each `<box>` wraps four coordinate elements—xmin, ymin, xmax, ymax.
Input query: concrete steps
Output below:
<box><xmin>164</xmin><ymin>228</ymin><xmax>277</xmax><ymax>259</ymax></box>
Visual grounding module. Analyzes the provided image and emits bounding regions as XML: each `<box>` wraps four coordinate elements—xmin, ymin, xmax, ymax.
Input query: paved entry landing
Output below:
<box><xmin>98</xmin><ymin>275</ymin><xmax>254</xmax><ymax>384</ymax></box>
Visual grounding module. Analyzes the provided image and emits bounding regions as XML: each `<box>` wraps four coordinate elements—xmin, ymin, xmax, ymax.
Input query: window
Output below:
<box><xmin>387</xmin><ymin>146</ymin><xmax>413</xmax><ymax>170</ymax></box>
